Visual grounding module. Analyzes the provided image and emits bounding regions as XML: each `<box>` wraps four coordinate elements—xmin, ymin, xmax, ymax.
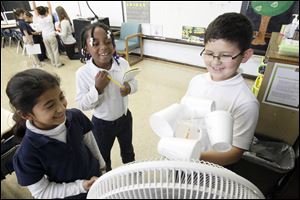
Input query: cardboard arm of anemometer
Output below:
<box><xmin>149</xmin><ymin>96</ymin><xmax>234</xmax><ymax>161</ymax></box>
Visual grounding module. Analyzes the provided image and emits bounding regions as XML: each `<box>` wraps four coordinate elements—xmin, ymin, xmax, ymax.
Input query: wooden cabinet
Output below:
<box><xmin>255</xmin><ymin>32</ymin><xmax>299</xmax><ymax>145</ymax></box>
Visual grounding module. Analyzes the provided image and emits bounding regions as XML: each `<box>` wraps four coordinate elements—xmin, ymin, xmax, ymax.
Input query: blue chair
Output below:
<box><xmin>11</xmin><ymin>30</ymin><xmax>25</xmax><ymax>54</ymax></box>
<box><xmin>115</xmin><ymin>22</ymin><xmax>143</xmax><ymax>66</ymax></box>
<box><xmin>1</xmin><ymin>29</ymin><xmax>13</xmax><ymax>48</ymax></box>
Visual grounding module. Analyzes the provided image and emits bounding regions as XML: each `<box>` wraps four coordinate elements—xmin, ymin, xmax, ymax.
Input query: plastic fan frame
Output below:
<box><xmin>87</xmin><ymin>159</ymin><xmax>264</xmax><ymax>199</ymax></box>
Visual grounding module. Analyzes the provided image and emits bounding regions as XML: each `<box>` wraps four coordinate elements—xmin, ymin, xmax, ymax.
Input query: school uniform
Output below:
<box><xmin>35</xmin><ymin>15</ymin><xmax>62</xmax><ymax>67</ymax></box>
<box><xmin>182</xmin><ymin>72</ymin><xmax>259</xmax><ymax>151</ymax></box>
<box><xmin>76</xmin><ymin>57</ymin><xmax>137</xmax><ymax>171</ymax></box>
<box><xmin>56</xmin><ymin>19</ymin><xmax>80</xmax><ymax>60</ymax></box>
<box><xmin>26</xmin><ymin>22</ymin><xmax>47</xmax><ymax>61</ymax></box>
<box><xmin>13</xmin><ymin>108</ymin><xmax>101</xmax><ymax>199</ymax></box>
<box><xmin>16</xmin><ymin>19</ymin><xmax>41</xmax><ymax>67</ymax></box>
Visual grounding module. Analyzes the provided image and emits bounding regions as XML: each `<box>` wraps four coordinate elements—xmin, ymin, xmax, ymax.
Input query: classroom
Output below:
<box><xmin>1</xmin><ymin>1</ymin><xmax>299</xmax><ymax>199</ymax></box>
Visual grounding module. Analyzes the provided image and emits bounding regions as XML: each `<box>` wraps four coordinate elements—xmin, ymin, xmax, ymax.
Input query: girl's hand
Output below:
<box><xmin>120</xmin><ymin>82</ymin><xmax>131</xmax><ymax>97</ymax></box>
<box><xmin>83</xmin><ymin>176</ymin><xmax>98</xmax><ymax>191</ymax></box>
<box><xmin>95</xmin><ymin>71</ymin><xmax>110</xmax><ymax>94</ymax></box>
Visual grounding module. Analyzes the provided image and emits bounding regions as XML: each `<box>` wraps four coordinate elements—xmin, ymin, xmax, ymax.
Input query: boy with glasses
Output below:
<box><xmin>183</xmin><ymin>13</ymin><xmax>259</xmax><ymax>166</ymax></box>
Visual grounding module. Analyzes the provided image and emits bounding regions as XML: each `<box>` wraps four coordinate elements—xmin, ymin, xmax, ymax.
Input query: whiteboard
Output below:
<box><xmin>31</xmin><ymin>1</ymin><xmax>124</xmax><ymax>27</ymax></box>
<box><xmin>149</xmin><ymin>1</ymin><xmax>243</xmax><ymax>39</ymax></box>
<box><xmin>32</xmin><ymin>1</ymin><xmax>243</xmax><ymax>38</ymax></box>
<box><xmin>30</xmin><ymin>1</ymin><xmax>81</xmax><ymax>24</ymax></box>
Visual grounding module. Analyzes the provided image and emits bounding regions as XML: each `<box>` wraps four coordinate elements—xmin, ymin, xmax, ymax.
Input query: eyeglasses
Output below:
<box><xmin>200</xmin><ymin>49</ymin><xmax>243</xmax><ymax>63</ymax></box>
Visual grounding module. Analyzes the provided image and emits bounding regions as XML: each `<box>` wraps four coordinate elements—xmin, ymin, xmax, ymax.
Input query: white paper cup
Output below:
<box><xmin>181</xmin><ymin>96</ymin><xmax>216</xmax><ymax>118</ymax></box>
<box><xmin>204</xmin><ymin>110</ymin><xmax>233</xmax><ymax>152</ymax></box>
<box><xmin>157</xmin><ymin>137</ymin><xmax>201</xmax><ymax>160</ymax></box>
<box><xmin>174</xmin><ymin>119</ymin><xmax>202</xmax><ymax>140</ymax></box>
<box><xmin>149</xmin><ymin>104</ymin><xmax>185</xmax><ymax>138</ymax></box>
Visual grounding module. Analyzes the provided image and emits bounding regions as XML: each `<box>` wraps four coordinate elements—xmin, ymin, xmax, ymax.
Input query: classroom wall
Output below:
<box><xmin>148</xmin><ymin>1</ymin><xmax>242</xmax><ymax>39</ymax></box>
<box><xmin>140</xmin><ymin>40</ymin><xmax>261</xmax><ymax>76</ymax></box>
<box><xmin>28</xmin><ymin>1</ymin><xmax>260</xmax><ymax>76</ymax></box>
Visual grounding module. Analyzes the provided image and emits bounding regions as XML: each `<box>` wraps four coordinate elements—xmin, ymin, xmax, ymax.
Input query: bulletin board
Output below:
<box><xmin>240</xmin><ymin>1</ymin><xmax>299</xmax><ymax>55</ymax></box>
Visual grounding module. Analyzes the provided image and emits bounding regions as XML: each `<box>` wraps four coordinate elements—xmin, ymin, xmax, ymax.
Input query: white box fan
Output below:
<box><xmin>87</xmin><ymin>159</ymin><xmax>264</xmax><ymax>199</ymax></box>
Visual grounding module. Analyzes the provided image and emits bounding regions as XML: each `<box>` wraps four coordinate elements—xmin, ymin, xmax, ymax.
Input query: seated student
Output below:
<box><xmin>6</xmin><ymin>69</ymin><xmax>105</xmax><ymax>199</ymax></box>
<box><xmin>182</xmin><ymin>13</ymin><xmax>259</xmax><ymax>166</ymax></box>
<box><xmin>14</xmin><ymin>8</ymin><xmax>41</xmax><ymax>68</ymax></box>
<box><xmin>24</xmin><ymin>11</ymin><xmax>47</xmax><ymax>62</ymax></box>
<box><xmin>55</xmin><ymin>6</ymin><xmax>80</xmax><ymax>60</ymax></box>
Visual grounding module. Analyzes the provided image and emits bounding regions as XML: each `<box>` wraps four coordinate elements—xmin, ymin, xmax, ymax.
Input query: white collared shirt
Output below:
<box><xmin>35</xmin><ymin>15</ymin><xmax>55</xmax><ymax>39</ymax></box>
<box><xmin>76</xmin><ymin>57</ymin><xmax>137</xmax><ymax>121</ymax></box>
<box><xmin>56</xmin><ymin>19</ymin><xmax>76</xmax><ymax>45</ymax></box>
<box><xmin>182</xmin><ymin>72</ymin><xmax>259</xmax><ymax>151</ymax></box>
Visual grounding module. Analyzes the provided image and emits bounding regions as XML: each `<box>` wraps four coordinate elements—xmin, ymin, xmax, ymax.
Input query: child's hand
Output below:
<box><xmin>83</xmin><ymin>176</ymin><xmax>98</xmax><ymax>191</ymax></box>
<box><xmin>95</xmin><ymin>71</ymin><xmax>110</xmax><ymax>94</ymax></box>
<box><xmin>120</xmin><ymin>82</ymin><xmax>131</xmax><ymax>97</ymax></box>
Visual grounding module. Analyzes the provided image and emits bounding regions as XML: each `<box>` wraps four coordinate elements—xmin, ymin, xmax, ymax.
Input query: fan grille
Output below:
<box><xmin>87</xmin><ymin>159</ymin><xmax>264</xmax><ymax>199</ymax></box>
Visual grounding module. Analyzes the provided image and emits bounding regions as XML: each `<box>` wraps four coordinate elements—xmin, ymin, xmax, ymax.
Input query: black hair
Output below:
<box><xmin>80</xmin><ymin>22</ymin><xmax>119</xmax><ymax>65</ymax></box>
<box><xmin>36</xmin><ymin>6</ymin><xmax>47</xmax><ymax>16</ymax></box>
<box><xmin>204</xmin><ymin>12</ymin><xmax>253</xmax><ymax>52</ymax></box>
<box><xmin>13</xmin><ymin>8</ymin><xmax>25</xmax><ymax>19</ymax></box>
<box><xmin>25</xmin><ymin>11</ymin><xmax>33</xmax><ymax>18</ymax></box>
<box><xmin>6</xmin><ymin>69</ymin><xmax>61</xmax><ymax>138</ymax></box>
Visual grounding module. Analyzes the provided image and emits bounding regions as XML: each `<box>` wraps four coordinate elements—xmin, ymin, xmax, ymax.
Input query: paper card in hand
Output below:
<box><xmin>123</xmin><ymin>67</ymin><xmax>141</xmax><ymax>82</ymax></box>
<box><xmin>25</xmin><ymin>44</ymin><xmax>41</xmax><ymax>55</ymax></box>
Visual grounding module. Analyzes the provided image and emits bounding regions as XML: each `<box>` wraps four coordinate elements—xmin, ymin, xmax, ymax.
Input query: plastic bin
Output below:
<box><xmin>226</xmin><ymin>136</ymin><xmax>295</xmax><ymax>197</ymax></box>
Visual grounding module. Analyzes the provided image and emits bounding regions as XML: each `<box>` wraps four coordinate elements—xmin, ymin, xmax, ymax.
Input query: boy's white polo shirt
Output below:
<box><xmin>183</xmin><ymin>72</ymin><xmax>259</xmax><ymax>150</ymax></box>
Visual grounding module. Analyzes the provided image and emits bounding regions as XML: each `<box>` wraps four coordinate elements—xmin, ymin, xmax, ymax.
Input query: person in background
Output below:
<box><xmin>6</xmin><ymin>69</ymin><xmax>105</xmax><ymax>199</ymax></box>
<box><xmin>52</xmin><ymin>9</ymin><xmax>66</xmax><ymax>55</ymax></box>
<box><xmin>76</xmin><ymin>22</ymin><xmax>136</xmax><ymax>172</ymax></box>
<box><xmin>32</xmin><ymin>1</ymin><xmax>64</xmax><ymax>68</ymax></box>
<box><xmin>55</xmin><ymin>6</ymin><xmax>80</xmax><ymax>60</ymax></box>
<box><xmin>24</xmin><ymin>11</ymin><xmax>47</xmax><ymax>62</ymax></box>
<box><xmin>14</xmin><ymin>8</ymin><xmax>41</xmax><ymax>68</ymax></box>
<box><xmin>182</xmin><ymin>12</ymin><xmax>259</xmax><ymax>166</ymax></box>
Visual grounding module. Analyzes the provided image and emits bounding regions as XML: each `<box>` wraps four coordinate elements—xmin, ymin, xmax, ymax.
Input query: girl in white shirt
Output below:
<box><xmin>33</xmin><ymin>1</ymin><xmax>64</xmax><ymax>68</ymax></box>
<box><xmin>55</xmin><ymin>6</ymin><xmax>80</xmax><ymax>60</ymax></box>
<box><xmin>76</xmin><ymin>22</ymin><xmax>137</xmax><ymax>171</ymax></box>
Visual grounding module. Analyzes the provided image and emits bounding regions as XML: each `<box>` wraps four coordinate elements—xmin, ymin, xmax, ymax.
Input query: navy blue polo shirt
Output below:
<box><xmin>16</xmin><ymin>19</ymin><xmax>34</xmax><ymax>36</ymax></box>
<box><xmin>13</xmin><ymin>108</ymin><xmax>100</xmax><ymax>186</ymax></box>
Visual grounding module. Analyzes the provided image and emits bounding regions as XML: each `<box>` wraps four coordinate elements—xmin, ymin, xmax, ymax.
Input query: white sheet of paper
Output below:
<box><xmin>263</xmin><ymin>63</ymin><xmax>299</xmax><ymax>110</ymax></box>
<box><xmin>123</xmin><ymin>68</ymin><xmax>141</xmax><ymax>82</ymax></box>
<box><xmin>25</xmin><ymin>44</ymin><xmax>41</xmax><ymax>55</ymax></box>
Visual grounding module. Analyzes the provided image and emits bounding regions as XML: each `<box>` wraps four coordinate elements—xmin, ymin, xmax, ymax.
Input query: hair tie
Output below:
<box><xmin>89</xmin><ymin>38</ymin><xmax>94</xmax><ymax>47</ymax></box>
<box><xmin>107</xmin><ymin>30</ymin><xmax>111</xmax><ymax>39</ymax></box>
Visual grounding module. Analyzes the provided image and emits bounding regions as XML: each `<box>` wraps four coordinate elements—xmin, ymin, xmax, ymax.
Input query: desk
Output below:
<box><xmin>264</xmin><ymin>32</ymin><xmax>298</xmax><ymax>65</ymax></box>
<box><xmin>1</xmin><ymin>22</ymin><xmax>17</xmax><ymax>29</ymax></box>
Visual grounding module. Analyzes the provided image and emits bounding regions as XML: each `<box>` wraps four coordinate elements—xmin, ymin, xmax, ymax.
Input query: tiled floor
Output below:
<box><xmin>1</xmin><ymin>43</ymin><xmax>254</xmax><ymax>199</ymax></box>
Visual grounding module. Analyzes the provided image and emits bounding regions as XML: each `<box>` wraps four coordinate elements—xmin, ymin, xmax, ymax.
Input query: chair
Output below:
<box><xmin>1</xmin><ymin>29</ymin><xmax>13</xmax><ymax>48</ymax></box>
<box><xmin>12</xmin><ymin>30</ymin><xmax>25</xmax><ymax>54</ymax></box>
<box><xmin>115</xmin><ymin>22</ymin><xmax>143</xmax><ymax>66</ymax></box>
